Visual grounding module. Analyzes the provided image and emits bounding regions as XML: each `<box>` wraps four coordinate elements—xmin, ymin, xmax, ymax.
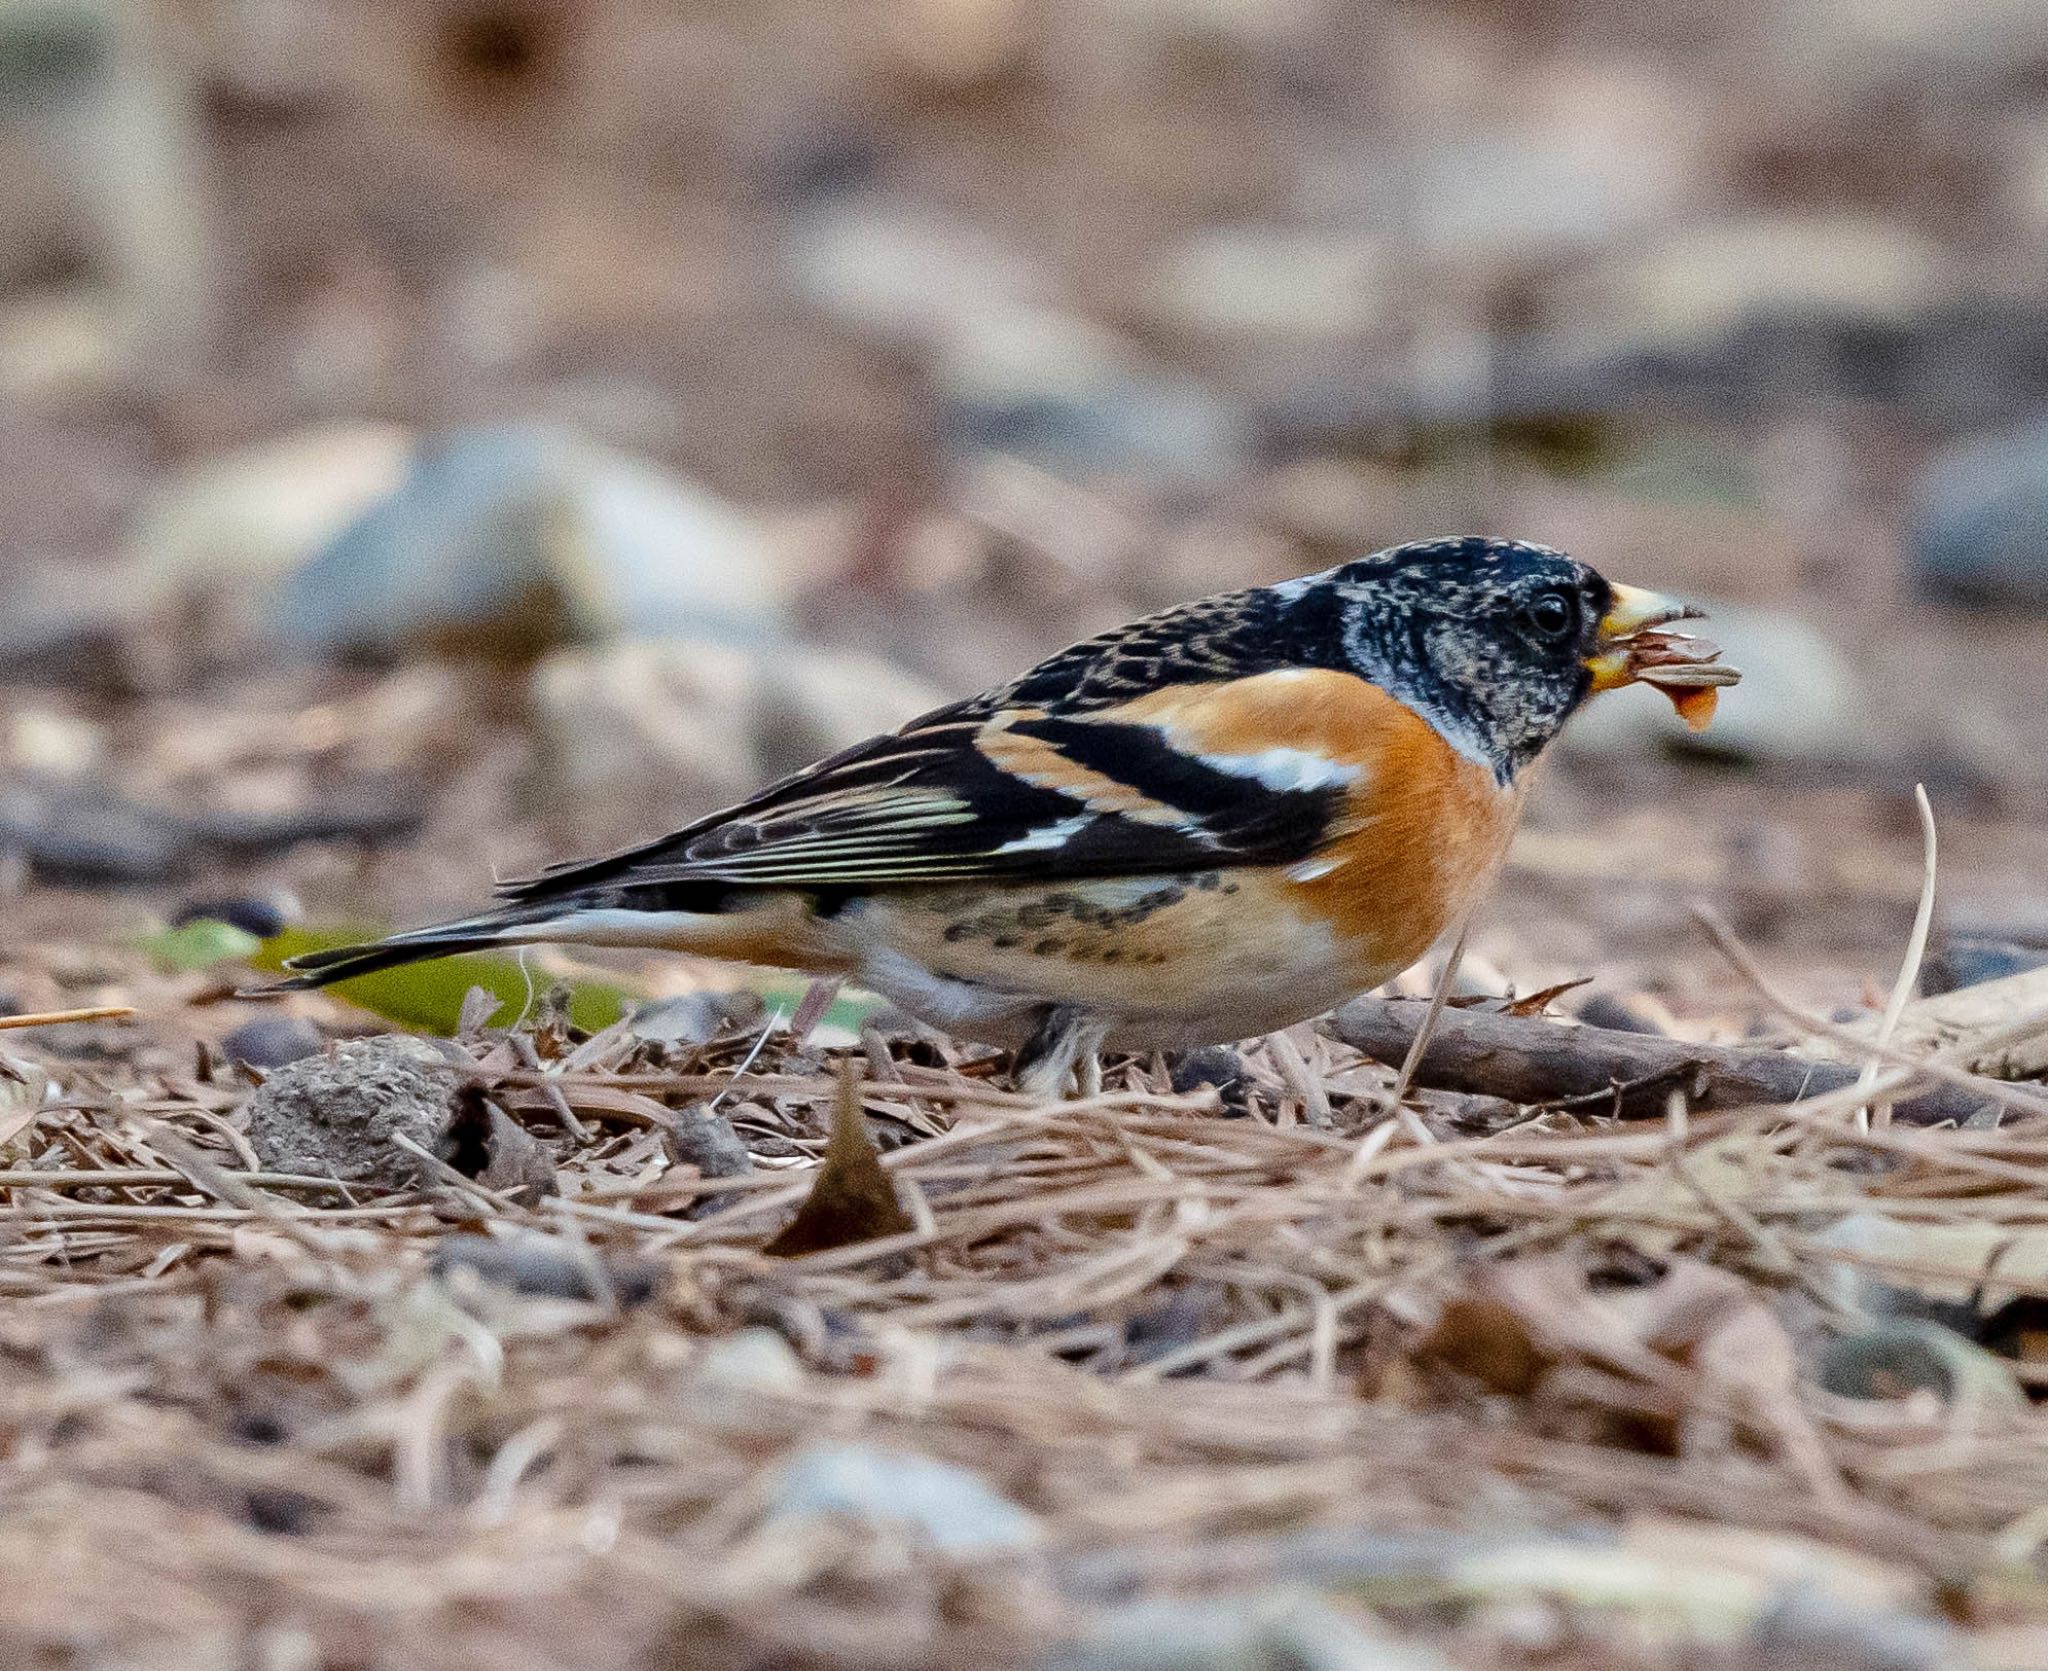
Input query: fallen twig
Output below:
<box><xmin>1328</xmin><ymin>997</ymin><xmax>1998</xmax><ymax>1126</ymax></box>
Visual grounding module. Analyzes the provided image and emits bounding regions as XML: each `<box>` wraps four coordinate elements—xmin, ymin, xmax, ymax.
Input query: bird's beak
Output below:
<box><xmin>1583</xmin><ymin>581</ymin><xmax>1740</xmax><ymax>731</ymax></box>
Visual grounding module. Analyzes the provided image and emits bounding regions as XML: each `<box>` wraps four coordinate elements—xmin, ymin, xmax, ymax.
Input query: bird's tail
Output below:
<box><xmin>260</xmin><ymin>905</ymin><xmax>567</xmax><ymax>991</ymax></box>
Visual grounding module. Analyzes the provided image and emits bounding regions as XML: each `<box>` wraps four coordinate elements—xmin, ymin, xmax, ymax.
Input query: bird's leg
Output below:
<box><xmin>1014</xmin><ymin>1005</ymin><xmax>1110</xmax><ymax>1099</ymax></box>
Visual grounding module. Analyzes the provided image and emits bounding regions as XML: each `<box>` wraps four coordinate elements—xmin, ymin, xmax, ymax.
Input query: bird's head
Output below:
<box><xmin>1313</xmin><ymin>536</ymin><xmax>1739</xmax><ymax>782</ymax></box>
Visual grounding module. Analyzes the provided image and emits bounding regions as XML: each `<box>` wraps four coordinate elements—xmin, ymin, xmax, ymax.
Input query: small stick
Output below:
<box><xmin>509</xmin><ymin>1034</ymin><xmax>592</xmax><ymax>1143</ymax></box>
<box><xmin>1390</xmin><ymin>916</ymin><xmax>1471</xmax><ymax>1116</ymax></box>
<box><xmin>1266</xmin><ymin>1031</ymin><xmax>1332</xmax><ymax>1130</ymax></box>
<box><xmin>1330</xmin><ymin>993</ymin><xmax>1999</xmax><ymax>1127</ymax></box>
<box><xmin>0</xmin><ymin>1005</ymin><xmax>133</xmax><ymax>1031</ymax></box>
<box><xmin>1859</xmin><ymin>783</ymin><xmax>1937</xmax><ymax>1131</ymax></box>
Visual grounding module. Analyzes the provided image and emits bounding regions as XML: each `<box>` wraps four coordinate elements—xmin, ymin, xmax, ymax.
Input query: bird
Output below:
<box><xmin>270</xmin><ymin>537</ymin><xmax>1739</xmax><ymax>1094</ymax></box>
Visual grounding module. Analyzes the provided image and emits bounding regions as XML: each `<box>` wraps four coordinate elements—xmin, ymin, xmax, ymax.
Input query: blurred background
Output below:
<box><xmin>5</xmin><ymin>0</ymin><xmax>2048</xmax><ymax>1044</ymax></box>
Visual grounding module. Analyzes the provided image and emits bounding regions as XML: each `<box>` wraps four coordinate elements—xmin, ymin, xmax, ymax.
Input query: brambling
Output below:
<box><xmin>275</xmin><ymin>537</ymin><xmax>1738</xmax><ymax>1093</ymax></box>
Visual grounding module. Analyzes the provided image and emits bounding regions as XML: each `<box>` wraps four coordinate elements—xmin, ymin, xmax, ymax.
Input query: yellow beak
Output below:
<box><xmin>1584</xmin><ymin>582</ymin><xmax>1702</xmax><ymax>692</ymax></box>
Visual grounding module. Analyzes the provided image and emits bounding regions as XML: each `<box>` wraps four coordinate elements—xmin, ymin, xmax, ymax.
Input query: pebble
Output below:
<box><xmin>664</xmin><ymin>1104</ymin><xmax>755</xmax><ymax>1181</ymax></box>
<box><xmin>767</xmin><ymin>1443</ymin><xmax>1039</xmax><ymax>1555</ymax></box>
<box><xmin>125</xmin><ymin>424</ymin><xmax>412</xmax><ymax>633</ymax></box>
<box><xmin>1920</xmin><ymin>936</ymin><xmax>2048</xmax><ymax>996</ymax></box>
<box><xmin>172</xmin><ymin>896</ymin><xmax>292</xmax><ymax>940</ymax></box>
<box><xmin>1169</xmin><ymin>1047</ymin><xmax>1253</xmax><ymax>1116</ymax></box>
<box><xmin>1817</xmin><ymin>1319</ymin><xmax>2025</xmax><ymax>1422</ymax></box>
<box><xmin>275</xmin><ymin>423</ymin><xmax>792</xmax><ymax>658</ymax></box>
<box><xmin>1045</xmin><ymin>1592</ymin><xmax>1452</xmax><ymax>1671</ymax></box>
<box><xmin>1913</xmin><ymin>420</ymin><xmax>2048</xmax><ymax>607</ymax></box>
<box><xmin>783</xmin><ymin>195</ymin><xmax>1044</xmax><ymax>338</ymax></box>
<box><xmin>430</xmin><ymin>1232</ymin><xmax>659</xmax><ymax>1306</ymax></box>
<box><xmin>936</xmin><ymin>306</ymin><xmax>1252</xmax><ymax>485</ymax></box>
<box><xmin>222</xmin><ymin>1016</ymin><xmax>324</xmax><ymax>1070</ymax></box>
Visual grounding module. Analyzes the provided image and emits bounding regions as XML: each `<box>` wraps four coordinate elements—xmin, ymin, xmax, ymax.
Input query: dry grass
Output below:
<box><xmin>6</xmin><ymin>982</ymin><xmax>2048</xmax><ymax>1670</ymax></box>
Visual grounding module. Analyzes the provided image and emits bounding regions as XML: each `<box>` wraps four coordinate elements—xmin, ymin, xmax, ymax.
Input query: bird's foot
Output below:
<box><xmin>1013</xmin><ymin>1005</ymin><xmax>1111</xmax><ymax>1099</ymax></box>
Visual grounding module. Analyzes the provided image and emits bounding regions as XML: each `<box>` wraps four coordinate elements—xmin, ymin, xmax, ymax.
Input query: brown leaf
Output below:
<box><xmin>764</xmin><ymin>1064</ymin><xmax>915</xmax><ymax>1257</ymax></box>
<box><xmin>1422</xmin><ymin>1251</ymin><xmax>1797</xmax><ymax>1403</ymax></box>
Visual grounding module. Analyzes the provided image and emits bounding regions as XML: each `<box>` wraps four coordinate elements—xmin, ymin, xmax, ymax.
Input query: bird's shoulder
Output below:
<box><xmin>988</xmin><ymin>578</ymin><xmax>1344</xmax><ymax>715</ymax></box>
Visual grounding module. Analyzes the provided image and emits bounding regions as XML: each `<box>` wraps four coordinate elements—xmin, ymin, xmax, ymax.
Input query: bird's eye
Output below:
<box><xmin>1526</xmin><ymin>589</ymin><xmax>1577</xmax><ymax>639</ymax></box>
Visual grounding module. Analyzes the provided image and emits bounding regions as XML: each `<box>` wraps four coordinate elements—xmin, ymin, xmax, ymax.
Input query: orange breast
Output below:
<box><xmin>1106</xmin><ymin>668</ymin><xmax>1523</xmax><ymax>981</ymax></box>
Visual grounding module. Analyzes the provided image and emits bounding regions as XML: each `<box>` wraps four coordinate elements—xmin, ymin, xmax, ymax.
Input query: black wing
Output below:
<box><xmin>497</xmin><ymin>583</ymin><xmax>1350</xmax><ymax>905</ymax></box>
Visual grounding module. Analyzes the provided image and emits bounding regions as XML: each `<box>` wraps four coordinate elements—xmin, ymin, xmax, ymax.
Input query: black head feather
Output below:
<box><xmin>1280</xmin><ymin>536</ymin><xmax>1614</xmax><ymax>782</ymax></box>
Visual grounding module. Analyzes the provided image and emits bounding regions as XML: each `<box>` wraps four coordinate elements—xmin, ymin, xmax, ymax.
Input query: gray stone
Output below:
<box><xmin>629</xmin><ymin>992</ymin><xmax>766</xmax><ymax>1049</ymax></box>
<box><xmin>937</xmin><ymin>306</ymin><xmax>1252</xmax><ymax>486</ymax></box>
<box><xmin>1749</xmin><ymin>1587</ymin><xmax>1968</xmax><ymax>1671</ymax></box>
<box><xmin>125</xmin><ymin>425</ymin><xmax>411</xmax><ymax>636</ymax></box>
<box><xmin>431</xmin><ymin>1232</ymin><xmax>659</xmax><ymax>1306</ymax></box>
<box><xmin>1921</xmin><ymin>936</ymin><xmax>2048</xmax><ymax>996</ymax></box>
<box><xmin>1817</xmin><ymin>1319</ymin><xmax>2026</xmax><ymax>1417</ymax></box>
<box><xmin>753</xmin><ymin>648</ymin><xmax>950</xmax><ymax>777</ymax></box>
<box><xmin>1168</xmin><ymin>1047</ymin><xmax>1252</xmax><ymax>1116</ymax></box>
<box><xmin>275</xmin><ymin>423</ymin><xmax>792</xmax><ymax>657</ymax></box>
<box><xmin>767</xmin><ymin>1443</ymin><xmax>1039</xmax><ymax>1555</ymax></box>
<box><xmin>222</xmin><ymin>1016</ymin><xmax>323</xmax><ymax>1070</ymax></box>
<box><xmin>1554</xmin><ymin>214</ymin><xmax>1950</xmax><ymax>364</ymax></box>
<box><xmin>1045</xmin><ymin>1592</ymin><xmax>1451</xmax><ymax>1671</ymax></box>
<box><xmin>1914</xmin><ymin>422</ymin><xmax>2048</xmax><ymax>607</ymax></box>
<box><xmin>1145</xmin><ymin>227</ymin><xmax>1383</xmax><ymax>339</ymax></box>
<box><xmin>664</xmin><ymin>1104</ymin><xmax>754</xmax><ymax>1183</ymax></box>
<box><xmin>783</xmin><ymin>195</ymin><xmax>1045</xmax><ymax>339</ymax></box>
<box><xmin>525</xmin><ymin>636</ymin><xmax>767</xmax><ymax>841</ymax></box>
<box><xmin>242</xmin><ymin>1036</ymin><xmax>463</xmax><ymax>1189</ymax></box>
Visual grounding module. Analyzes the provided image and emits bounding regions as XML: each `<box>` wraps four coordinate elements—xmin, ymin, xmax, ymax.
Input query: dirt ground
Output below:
<box><xmin>9</xmin><ymin>0</ymin><xmax>2048</xmax><ymax>1666</ymax></box>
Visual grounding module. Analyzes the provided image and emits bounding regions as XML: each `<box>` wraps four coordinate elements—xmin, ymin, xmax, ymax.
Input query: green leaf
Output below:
<box><xmin>249</xmin><ymin>924</ymin><xmax>641</xmax><ymax>1036</ymax></box>
<box><xmin>143</xmin><ymin>918</ymin><xmax>264</xmax><ymax>972</ymax></box>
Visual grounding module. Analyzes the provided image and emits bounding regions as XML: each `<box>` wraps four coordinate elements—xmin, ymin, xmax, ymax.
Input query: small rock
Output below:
<box><xmin>467</xmin><ymin>1101</ymin><xmax>559</xmax><ymax>1200</ymax></box>
<box><xmin>753</xmin><ymin>648</ymin><xmax>951</xmax><ymax>777</ymax></box>
<box><xmin>124</xmin><ymin>424</ymin><xmax>412</xmax><ymax>634</ymax></box>
<box><xmin>1920</xmin><ymin>935</ymin><xmax>2048</xmax><ymax>996</ymax></box>
<box><xmin>172</xmin><ymin>895</ymin><xmax>291</xmax><ymax>940</ymax></box>
<box><xmin>1748</xmin><ymin>1587</ymin><xmax>1966</xmax><ymax>1671</ymax></box>
<box><xmin>0</xmin><ymin>777</ymin><xmax>192</xmax><ymax>882</ymax></box>
<box><xmin>1913</xmin><ymin>421</ymin><xmax>2048</xmax><ymax>608</ymax></box>
<box><xmin>1170</xmin><ymin>1047</ymin><xmax>1252</xmax><ymax>1116</ymax></box>
<box><xmin>767</xmin><ymin>1443</ymin><xmax>1038</xmax><ymax>1555</ymax></box>
<box><xmin>1817</xmin><ymin>1320</ymin><xmax>2026</xmax><ymax>1424</ymax></box>
<box><xmin>526</xmin><ymin>637</ymin><xmax>766</xmax><ymax>840</ymax></box>
<box><xmin>242</xmin><ymin>1036</ymin><xmax>463</xmax><ymax>1189</ymax></box>
<box><xmin>222</xmin><ymin>1016</ymin><xmax>324</xmax><ymax>1070</ymax></box>
<box><xmin>1146</xmin><ymin>227</ymin><xmax>1383</xmax><ymax>339</ymax></box>
<box><xmin>527</xmin><ymin>638</ymin><xmax>947</xmax><ymax>848</ymax></box>
<box><xmin>1557</xmin><ymin>213</ymin><xmax>1950</xmax><ymax>362</ymax></box>
<box><xmin>1045</xmin><ymin>1591</ymin><xmax>1451</xmax><ymax>1671</ymax></box>
<box><xmin>696</xmin><ymin>1327</ymin><xmax>807</xmax><ymax>1395</ymax></box>
<box><xmin>629</xmin><ymin>991</ymin><xmax>767</xmax><ymax>1048</ymax></box>
<box><xmin>275</xmin><ymin>423</ymin><xmax>792</xmax><ymax>658</ymax></box>
<box><xmin>937</xmin><ymin>306</ymin><xmax>1252</xmax><ymax>485</ymax></box>
<box><xmin>1573</xmin><ymin>992</ymin><xmax>1673</xmax><ymax>1037</ymax></box>
<box><xmin>783</xmin><ymin>195</ymin><xmax>1045</xmax><ymax>338</ymax></box>
<box><xmin>6</xmin><ymin>706</ymin><xmax>103</xmax><ymax>777</ymax></box>
<box><xmin>1560</xmin><ymin>603</ymin><xmax>1875</xmax><ymax>767</ymax></box>
<box><xmin>665</xmin><ymin>1103</ymin><xmax>755</xmax><ymax>1180</ymax></box>
<box><xmin>430</xmin><ymin>1232</ymin><xmax>659</xmax><ymax>1306</ymax></box>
